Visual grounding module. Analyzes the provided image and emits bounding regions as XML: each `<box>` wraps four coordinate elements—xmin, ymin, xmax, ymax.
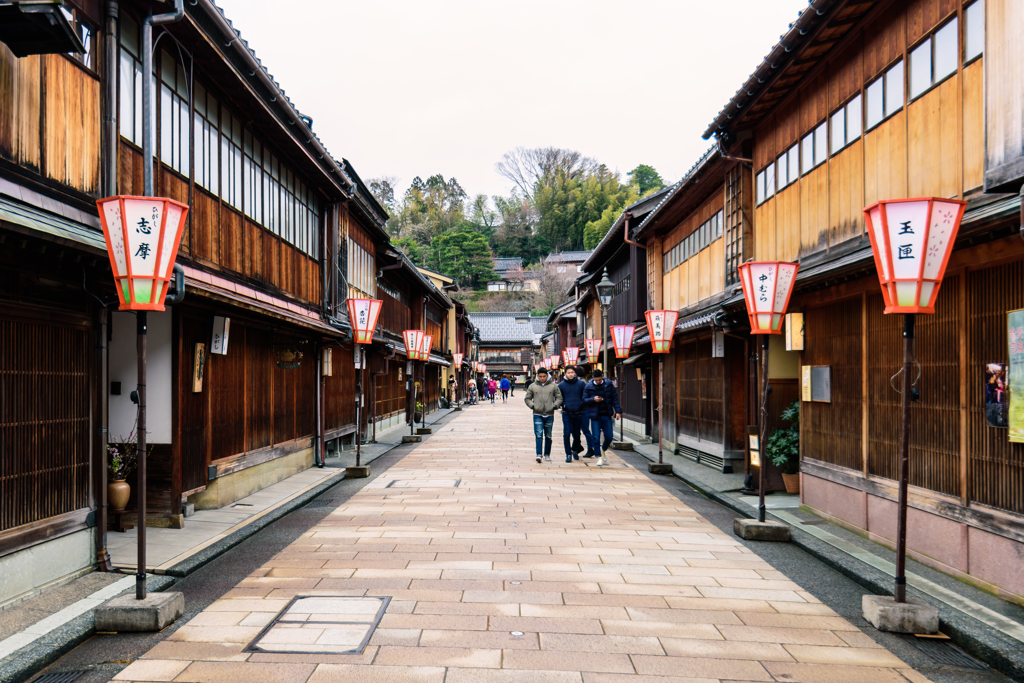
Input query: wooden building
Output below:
<box><xmin>467</xmin><ymin>312</ymin><xmax>542</xmax><ymax>380</ymax></box>
<box><xmin>704</xmin><ymin>0</ymin><xmax>1024</xmax><ymax>604</ymax></box>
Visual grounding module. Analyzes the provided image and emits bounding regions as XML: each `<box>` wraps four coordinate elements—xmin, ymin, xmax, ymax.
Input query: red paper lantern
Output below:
<box><xmin>347</xmin><ymin>298</ymin><xmax>383</xmax><ymax>344</ymax></box>
<box><xmin>96</xmin><ymin>195</ymin><xmax>189</xmax><ymax>311</ymax></box>
<box><xmin>585</xmin><ymin>338</ymin><xmax>602</xmax><ymax>361</ymax></box>
<box><xmin>863</xmin><ymin>197</ymin><xmax>967</xmax><ymax>314</ymax></box>
<box><xmin>480</xmin><ymin>362</ymin><xmax>487</xmax><ymax>373</ymax></box>
<box><xmin>453</xmin><ymin>352</ymin><xmax>463</xmax><ymax>368</ymax></box>
<box><xmin>550</xmin><ymin>354</ymin><xmax>560</xmax><ymax>368</ymax></box>
<box><xmin>645</xmin><ymin>310</ymin><xmax>679</xmax><ymax>352</ymax></box>
<box><xmin>403</xmin><ymin>330</ymin><xmax>424</xmax><ymax>360</ymax></box>
<box><xmin>420</xmin><ymin>334</ymin><xmax>434</xmax><ymax>362</ymax></box>
<box><xmin>563</xmin><ymin>346</ymin><xmax>579</xmax><ymax>365</ymax></box>
<box><xmin>738</xmin><ymin>262</ymin><xmax>798</xmax><ymax>334</ymax></box>
<box><xmin>610</xmin><ymin>325</ymin><xmax>636</xmax><ymax>359</ymax></box>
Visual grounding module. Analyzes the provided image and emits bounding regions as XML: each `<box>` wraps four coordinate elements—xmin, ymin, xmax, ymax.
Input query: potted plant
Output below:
<box><xmin>107</xmin><ymin>439</ymin><xmax>138</xmax><ymax>513</ymax></box>
<box><xmin>766</xmin><ymin>401</ymin><xmax>801</xmax><ymax>494</ymax></box>
<box><xmin>414</xmin><ymin>401</ymin><xmax>424</xmax><ymax>423</ymax></box>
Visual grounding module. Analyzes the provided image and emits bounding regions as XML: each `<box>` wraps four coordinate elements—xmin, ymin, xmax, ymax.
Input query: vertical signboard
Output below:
<box><xmin>1009</xmin><ymin>310</ymin><xmax>1024</xmax><ymax>441</ymax></box>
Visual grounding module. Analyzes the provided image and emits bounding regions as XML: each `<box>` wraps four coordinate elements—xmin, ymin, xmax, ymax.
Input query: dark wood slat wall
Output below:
<box><xmin>324</xmin><ymin>345</ymin><xmax>355</xmax><ymax>432</ymax></box>
<box><xmin>209</xmin><ymin>325</ymin><xmax>246</xmax><ymax>462</ymax></box>
<box><xmin>372</xmin><ymin>355</ymin><xmax>405</xmax><ymax>421</ymax></box>
<box><xmin>969</xmin><ymin>262</ymin><xmax>1024</xmax><ymax>514</ymax></box>
<box><xmin>177</xmin><ymin>316</ymin><xmax>209</xmax><ymax>492</ymax></box>
<box><xmin>0</xmin><ymin>313</ymin><xmax>92</xmax><ymax>533</ymax></box>
<box><xmin>675</xmin><ymin>338</ymin><xmax>725</xmax><ymax>444</ymax></box>
<box><xmin>247</xmin><ymin>327</ymin><xmax>274</xmax><ymax>451</ymax></box>
<box><xmin>803</xmin><ymin>298</ymin><xmax>864</xmax><ymax>471</ymax></box>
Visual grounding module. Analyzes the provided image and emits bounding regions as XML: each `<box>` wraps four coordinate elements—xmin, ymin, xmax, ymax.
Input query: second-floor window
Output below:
<box><xmin>160</xmin><ymin>51</ymin><xmax>189</xmax><ymax>176</ymax></box>
<box><xmin>61</xmin><ymin>7</ymin><xmax>95</xmax><ymax>71</ymax></box>
<box><xmin>801</xmin><ymin>121</ymin><xmax>827</xmax><ymax>175</ymax></box>
<box><xmin>119</xmin><ymin>14</ymin><xmax>145</xmax><ymax>148</ymax></box>
<box><xmin>193</xmin><ymin>83</ymin><xmax>219</xmax><ymax>195</ymax></box>
<box><xmin>347</xmin><ymin>238</ymin><xmax>375</xmax><ymax>296</ymax></box>
<box><xmin>830</xmin><ymin>94</ymin><xmax>862</xmax><ymax>155</ymax></box>
<box><xmin>777</xmin><ymin>144</ymin><xmax>799</xmax><ymax>190</ymax></box>
<box><xmin>866</xmin><ymin>60</ymin><xmax>904</xmax><ymax>130</ymax></box>
<box><xmin>755</xmin><ymin>161</ymin><xmax>775</xmax><ymax>205</ymax></box>
<box><xmin>910</xmin><ymin>18</ymin><xmax>958</xmax><ymax>100</ymax></box>
<box><xmin>965</xmin><ymin>1</ymin><xmax>984</xmax><ymax>63</ymax></box>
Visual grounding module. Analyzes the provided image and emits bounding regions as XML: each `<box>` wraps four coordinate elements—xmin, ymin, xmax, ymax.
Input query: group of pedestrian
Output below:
<box><xmin>475</xmin><ymin>374</ymin><xmax>516</xmax><ymax>404</ymax></box>
<box><xmin>524</xmin><ymin>365</ymin><xmax>621</xmax><ymax>467</ymax></box>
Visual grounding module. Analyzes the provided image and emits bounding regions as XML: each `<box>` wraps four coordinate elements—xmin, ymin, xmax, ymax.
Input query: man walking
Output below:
<box><xmin>499</xmin><ymin>375</ymin><xmax>511</xmax><ymax>403</ymax></box>
<box><xmin>558</xmin><ymin>366</ymin><xmax>593</xmax><ymax>463</ymax></box>
<box><xmin>524</xmin><ymin>367</ymin><xmax>562</xmax><ymax>463</ymax></box>
<box><xmin>583</xmin><ymin>369</ymin><xmax>622</xmax><ymax>467</ymax></box>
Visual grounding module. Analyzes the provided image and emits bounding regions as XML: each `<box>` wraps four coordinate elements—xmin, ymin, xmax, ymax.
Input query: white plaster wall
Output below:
<box><xmin>109</xmin><ymin>310</ymin><xmax>173</xmax><ymax>444</ymax></box>
<box><xmin>0</xmin><ymin>529</ymin><xmax>95</xmax><ymax>606</ymax></box>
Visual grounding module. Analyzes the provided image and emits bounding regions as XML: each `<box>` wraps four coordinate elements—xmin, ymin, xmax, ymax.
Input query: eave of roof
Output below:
<box><xmin>581</xmin><ymin>185</ymin><xmax>673</xmax><ymax>272</ymax></box>
<box><xmin>632</xmin><ymin>146</ymin><xmax>720</xmax><ymax>240</ymax></box>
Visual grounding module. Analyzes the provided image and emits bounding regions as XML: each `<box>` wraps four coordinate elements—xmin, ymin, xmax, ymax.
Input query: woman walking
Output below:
<box><xmin>487</xmin><ymin>377</ymin><xmax>498</xmax><ymax>404</ymax></box>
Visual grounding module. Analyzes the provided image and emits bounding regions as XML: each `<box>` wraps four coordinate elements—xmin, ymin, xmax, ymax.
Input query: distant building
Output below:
<box><xmin>467</xmin><ymin>312</ymin><xmax>547</xmax><ymax>375</ymax></box>
<box><xmin>487</xmin><ymin>257</ymin><xmax>525</xmax><ymax>292</ymax></box>
<box><xmin>544</xmin><ymin>251</ymin><xmax>593</xmax><ymax>274</ymax></box>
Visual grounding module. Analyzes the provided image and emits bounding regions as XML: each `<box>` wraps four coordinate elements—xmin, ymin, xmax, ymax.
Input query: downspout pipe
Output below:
<box><xmin>623</xmin><ymin>212</ymin><xmax>645</xmax><ymax>249</ymax></box>
<box><xmin>716</xmin><ymin>133</ymin><xmax>753</xmax><ymax>165</ymax></box>
<box><xmin>142</xmin><ymin>0</ymin><xmax>185</xmax><ymax>196</ymax></box>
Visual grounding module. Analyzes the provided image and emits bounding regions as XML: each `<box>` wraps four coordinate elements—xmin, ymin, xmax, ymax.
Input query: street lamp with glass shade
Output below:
<box><xmin>596</xmin><ymin>268</ymin><xmax>615</xmax><ymax>378</ymax></box>
<box><xmin>96</xmin><ymin>194</ymin><xmax>188</xmax><ymax>602</ymax></box>
<box><xmin>736</xmin><ymin>261</ymin><xmax>798</xmax><ymax>537</ymax></box>
<box><xmin>644</xmin><ymin>310</ymin><xmax>679</xmax><ymax>472</ymax></box>
<box><xmin>861</xmin><ymin>198</ymin><xmax>965</xmax><ymax>627</ymax></box>
<box><xmin>346</xmin><ymin>298</ymin><xmax>383</xmax><ymax>476</ymax></box>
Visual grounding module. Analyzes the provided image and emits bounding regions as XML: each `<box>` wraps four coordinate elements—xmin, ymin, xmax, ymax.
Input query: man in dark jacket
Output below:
<box><xmin>583</xmin><ymin>369</ymin><xmax>622</xmax><ymax>467</ymax></box>
<box><xmin>557</xmin><ymin>366</ymin><xmax>594</xmax><ymax>463</ymax></box>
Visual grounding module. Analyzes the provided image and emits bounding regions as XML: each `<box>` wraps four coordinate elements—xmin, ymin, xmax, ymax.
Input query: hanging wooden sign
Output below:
<box><xmin>192</xmin><ymin>343</ymin><xmax>206</xmax><ymax>393</ymax></box>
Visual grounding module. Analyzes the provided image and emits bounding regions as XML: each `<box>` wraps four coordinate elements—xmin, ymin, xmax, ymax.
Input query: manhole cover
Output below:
<box><xmin>32</xmin><ymin>673</ymin><xmax>88</xmax><ymax>683</ymax></box>
<box><xmin>385</xmin><ymin>479</ymin><xmax>461</xmax><ymax>488</ymax></box>
<box><xmin>304</xmin><ymin>499</ymin><xmax>335</xmax><ymax>509</ymax></box>
<box><xmin>246</xmin><ymin>596</ymin><xmax>390</xmax><ymax>655</ymax></box>
<box><xmin>905</xmin><ymin>637</ymin><xmax>986</xmax><ymax>670</ymax></box>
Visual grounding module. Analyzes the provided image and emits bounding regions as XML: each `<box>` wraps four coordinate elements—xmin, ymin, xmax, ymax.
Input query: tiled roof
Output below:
<box><xmin>545</xmin><ymin>251</ymin><xmax>592</xmax><ymax>263</ymax></box>
<box><xmin>468</xmin><ymin>312</ymin><xmax>541</xmax><ymax>344</ymax></box>
<box><xmin>493</xmin><ymin>257</ymin><xmax>522</xmax><ymax>273</ymax></box>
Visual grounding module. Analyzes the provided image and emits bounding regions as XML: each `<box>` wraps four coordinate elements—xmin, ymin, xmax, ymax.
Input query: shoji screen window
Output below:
<box><xmin>243</xmin><ymin>130</ymin><xmax>264</xmax><ymax>226</ymax></box>
<box><xmin>159</xmin><ymin>50</ymin><xmax>189</xmax><ymax>175</ymax></box>
<box><xmin>866</xmin><ymin>60</ymin><xmax>904</xmax><ymax>130</ymax></box>
<box><xmin>910</xmin><ymin>18</ymin><xmax>958</xmax><ymax>100</ymax></box>
<box><xmin>778</xmin><ymin>144</ymin><xmax>799</xmax><ymax>189</ymax></box>
<box><xmin>221</xmin><ymin>110</ymin><xmax>243</xmax><ymax>211</ymax></box>
<box><xmin>965</xmin><ymin>2</ymin><xmax>983</xmax><ymax>63</ymax></box>
<box><xmin>193</xmin><ymin>83</ymin><xmax>218</xmax><ymax>195</ymax></box>
<box><xmin>801</xmin><ymin>122</ymin><xmax>827</xmax><ymax>174</ymax></box>
<box><xmin>755</xmin><ymin>161</ymin><xmax>775</xmax><ymax>206</ymax></box>
<box><xmin>118</xmin><ymin>13</ymin><xmax>144</xmax><ymax>147</ymax></box>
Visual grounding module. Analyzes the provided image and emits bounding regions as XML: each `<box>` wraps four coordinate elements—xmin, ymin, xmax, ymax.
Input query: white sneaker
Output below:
<box><xmin>536</xmin><ymin>456</ymin><xmax>542</xmax><ymax>463</ymax></box>
<box><xmin>544</xmin><ymin>455</ymin><xmax>552</xmax><ymax>462</ymax></box>
<box><xmin>596</xmin><ymin>456</ymin><xmax>606</xmax><ymax>467</ymax></box>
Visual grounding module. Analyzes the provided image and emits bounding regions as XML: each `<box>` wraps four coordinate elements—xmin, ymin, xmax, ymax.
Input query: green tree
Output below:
<box><xmin>431</xmin><ymin>225</ymin><xmax>495</xmax><ymax>288</ymax></box>
<box><xmin>534</xmin><ymin>164</ymin><xmax>626</xmax><ymax>251</ymax></box>
<box><xmin>490</xmin><ymin>192</ymin><xmax>549</xmax><ymax>266</ymax></box>
<box><xmin>393</xmin><ymin>237</ymin><xmax>425</xmax><ymax>266</ymax></box>
<box><xmin>627</xmin><ymin>164</ymin><xmax>665</xmax><ymax>195</ymax></box>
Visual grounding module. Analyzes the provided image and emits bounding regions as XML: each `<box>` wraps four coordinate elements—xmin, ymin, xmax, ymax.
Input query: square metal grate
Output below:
<box><xmin>385</xmin><ymin>479</ymin><xmax>461</xmax><ymax>488</ymax></box>
<box><xmin>245</xmin><ymin>595</ymin><xmax>390</xmax><ymax>655</ymax></box>
<box><xmin>905</xmin><ymin>636</ymin><xmax>986</xmax><ymax>670</ymax></box>
<box><xmin>31</xmin><ymin>672</ymin><xmax>88</xmax><ymax>683</ymax></box>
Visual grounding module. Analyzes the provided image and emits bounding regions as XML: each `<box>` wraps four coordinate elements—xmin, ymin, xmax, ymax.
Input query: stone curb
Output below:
<box><xmin>628</xmin><ymin>449</ymin><xmax>1024</xmax><ymax>682</ymax></box>
<box><xmin>0</xmin><ymin>574</ymin><xmax>176</xmax><ymax>683</ymax></box>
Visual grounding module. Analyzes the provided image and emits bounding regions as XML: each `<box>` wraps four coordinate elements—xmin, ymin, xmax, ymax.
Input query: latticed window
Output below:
<box><xmin>724</xmin><ymin>166</ymin><xmax>744</xmax><ymax>287</ymax></box>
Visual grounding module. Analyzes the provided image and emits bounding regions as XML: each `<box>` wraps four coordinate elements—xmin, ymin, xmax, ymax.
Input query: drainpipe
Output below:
<box><xmin>315</xmin><ymin>342</ymin><xmax>324</xmax><ymax>468</ymax></box>
<box><xmin>142</xmin><ymin>0</ymin><xmax>184</xmax><ymax>196</ymax></box>
<box><xmin>103</xmin><ymin>0</ymin><xmax>119</xmax><ymax>196</ymax></box>
<box><xmin>623</xmin><ymin>212</ymin><xmax>645</xmax><ymax>249</ymax></box>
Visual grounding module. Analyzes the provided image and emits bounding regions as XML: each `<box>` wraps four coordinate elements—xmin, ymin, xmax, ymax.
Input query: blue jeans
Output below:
<box><xmin>561</xmin><ymin>412</ymin><xmax>594</xmax><ymax>455</ymax></box>
<box><xmin>533</xmin><ymin>414</ymin><xmax>554</xmax><ymax>456</ymax></box>
<box><xmin>590</xmin><ymin>415</ymin><xmax>615</xmax><ymax>454</ymax></box>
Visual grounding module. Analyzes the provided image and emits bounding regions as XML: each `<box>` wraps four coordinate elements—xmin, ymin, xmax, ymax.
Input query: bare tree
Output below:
<box><xmin>530</xmin><ymin>263</ymin><xmax>576</xmax><ymax>316</ymax></box>
<box><xmin>503</xmin><ymin>265</ymin><xmax>528</xmax><ymax>292</ymax></box>
<box><xmin>495</xmin><ymin>147</ymin><xmax>598</xmax><ymax>200</ymax></box>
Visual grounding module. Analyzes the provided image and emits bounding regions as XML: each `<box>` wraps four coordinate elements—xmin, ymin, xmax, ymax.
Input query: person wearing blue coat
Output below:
<box><xmin>582</xmin><ymin>369</ymin><xmax>622</xmax><ymax>467</ymax></box>
<box><xmin>558</xmin><ymin>366</ymin><xmax>595</xmax><ymax>463</ymax></box>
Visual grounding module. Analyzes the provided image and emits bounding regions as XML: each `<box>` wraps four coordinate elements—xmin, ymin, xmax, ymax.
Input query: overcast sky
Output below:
<box><xmin>214</xmin><ymin>0</ymin><xmax>809</xmax><ymax>201</ymax></box>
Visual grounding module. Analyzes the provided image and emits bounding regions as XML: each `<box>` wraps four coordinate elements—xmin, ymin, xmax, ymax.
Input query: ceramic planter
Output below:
<box><xmin>108</xmin><ymin>479</ymin><xmax>130</xmax><ymax>512</ymax></box>
<box><xmin>782</xmin><ymin>472</ymin><xmax>800</xmax><ymax>494</ymax></box>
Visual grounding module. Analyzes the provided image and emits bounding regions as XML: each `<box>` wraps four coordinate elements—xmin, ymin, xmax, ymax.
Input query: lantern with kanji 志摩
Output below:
<box><xmin>863</xmin><ymin>197</ymin><xmax>967</xmax><ymax>314</ymax></box>
<box><xmin>97</xmin><ymin>195</ymin><xmax>189</xmax><ymax>311</ymax></box>
<box><xmin>610</xmin><ymin>325</ymin><xmax>636</xmax><ymax>359</ymax></box>
<box><xmin>403</xmin><ymin>330</ymin><xmax>424</xmax><ymax>360</ymax></box>
<box><xmin>347</xmin><ymin>298</ymin><xmax>383</xmax><ymax>344</ymax></box>
<box><xmin>645</xmin><ymin>310</ymin><xmax>679</xmax><ymax>352</ymax></box>
<box><xmin>737</xmin><ymin>262</ymin><xmax>799</xmax><ymax>334</ymax></box>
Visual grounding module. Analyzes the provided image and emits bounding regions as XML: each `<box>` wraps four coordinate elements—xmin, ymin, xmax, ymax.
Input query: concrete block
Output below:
<box><xmin>734</xmin><ymin>518</ymin><xmax>791</xmax><ymax>542</ymax></box>
<box><xmin>648</xmin><ymin>463</ymin><xmax>673</xmax><ymax>475</ymax></box>
<box><xmin>95</xmin><ymin>591</ymin><xmax>184</xmax><ymax>632</ymax></box>
<box><xmin>182</xmin><ymin>503</ymin><xmax>195</xmax><ymax>517</ymax></box>
<box><xmin>346</xmin><ymin>466</ymin><xmax>371</xmax><ymax>479</ymax></box>
<box><xmin>611</xmin><ymin>441</ymin><xmax>634</xmax><ymax>451</ymax></box>
<box><xmin>417</xmin><ymin>427</ymin><xmax>433</xmax><ymax>435</ymax></box>
<box><xmin>452</xmin><ymin>406</ymin><xmax>463</xmax><ymax>412</ymax></box>
<box><xmin>402</xmin><ymin>435</ymin><xmax>422</xmax><ymax>443</ymax></box>
<box><xmin>862</xmin><ymin>595</ymin><xmax>939</xmax><ymax>634</ymax></box>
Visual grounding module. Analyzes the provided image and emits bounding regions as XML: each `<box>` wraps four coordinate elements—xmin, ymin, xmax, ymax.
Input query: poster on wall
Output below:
<box><xmin>985</xmin><ymin>363</ymin><xmax>1008</xmax><ymax>428</ymax></box>
<box><xmin>1008</xmin><ymin>309</ymin><xmax>1024</xmax><ymax>441</ymax></box>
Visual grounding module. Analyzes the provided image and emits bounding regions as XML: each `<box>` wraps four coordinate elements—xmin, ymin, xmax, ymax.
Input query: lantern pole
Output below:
<box><xmin>657</xmin><ymin>358</ymin><xmax>665</xmax><ymax>465</ymax></box>
<box><xmin>619</xmin><ymin>360</ymin><xmax>625</xmax><ymax>442</ymax></box>
<box><xmin>355</xmin><ymin>346</ymin><xmax>363</xmax><ymax>468</ymax></box>
<box><xmin>411</xmin><ymin>362</ymin><xmax>417</xmax><ymax>436</ymax></box>
<box><xmin>894</xmin><ymin>313</ymin><xmax>915</xmax><ymax>603</ymax></box>
<box><xmin>757</xmin><ymin>335</ymin><xmax>770</xmax><ymax>524</ymax></box>
<box><xmin>136</xmin><ymin>312</ymin><xmax>148</xmax><ymax>599</ymax></box>
<box><xmin>421</xmin><ymin>359</ymin><xmax>427</xmax><ymax>432</ymax></box>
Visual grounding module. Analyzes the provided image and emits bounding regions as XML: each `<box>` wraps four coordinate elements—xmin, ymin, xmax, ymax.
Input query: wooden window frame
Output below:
<box><xmin>830</xmin><ymin>94</ymin><xmax>863</xmax><ymax>156</ymax></box>
<box><xmin>963</xmin><ymin>0</ymin><xmax>984</xmax><ymax>66</ymax></box>
<box><xmin>909</xmin><ymin>16</ymin><xmax>960</xmax><ymax>103</ymax></box>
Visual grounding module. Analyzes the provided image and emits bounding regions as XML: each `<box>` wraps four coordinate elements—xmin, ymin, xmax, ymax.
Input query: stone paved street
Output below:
<box><xmin>111</xmin><ymin>400</ymin><xmax>930</xmax><ymax>683</ymax></box>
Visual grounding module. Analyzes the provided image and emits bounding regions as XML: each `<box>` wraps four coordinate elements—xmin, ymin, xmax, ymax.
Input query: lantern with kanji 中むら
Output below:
<box><xmin>610</xmin><ymin>325</ymin><xmax>636</xmax><ymax>359</ymax></box>
<box><xmin>96</xmin><ymin>195</ymin><xmax>189</xmax><ymax>311</ymax></box>
<box><xmin>645</xmin><ymin>310</ymin><xmax>679</xmax><ymax>352</ymax></box>
<box><xmin>403</xmin><ymin>330</ymin><xmax>424</xmax><ymax>360</ymax></box>
<box><xmin>737</xmin><ymin>262</ymin><xmax>799</xmax><ymax>334</ymax></box>
<box><xmin>863</xmin><ymin>197</ymin><xmax>967</xmax><ymax>314</ymax></box>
